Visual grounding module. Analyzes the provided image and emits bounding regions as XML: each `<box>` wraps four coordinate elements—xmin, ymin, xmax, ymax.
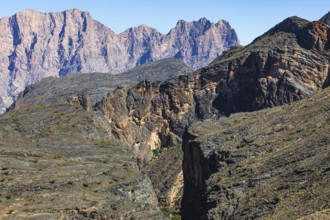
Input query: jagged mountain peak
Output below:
<box><xmin>320</xmin><ymin>11</ymin><xmax>330</xmax><ymax>25</ymax></box>
<box><xmin>216</xmin><ymin>19</ymin><xmax>229</xmax><ymax>26</ymax></box>
<box><xmin>124</xmin><ymin>24</ymin><xmax>161</xmax><ymax>34</ymax></box>
<box><xmin>170</xmin><ymin>17</ymin><xmax>235</xmax><ymax>40</ymax></box>
<box><xmin>195</xmin><ymin>17</ymin><xmax>212</xmax><ymax>26</ymax></box>
<box><xmin>174</xmin><ymin>17</ymin><xmax>213</xmax><ymax>30</ymax></box>
<box><xmin>0</xmin><ymin>10</ymin><xmax>239</xmax><ymax>110</ymax></box>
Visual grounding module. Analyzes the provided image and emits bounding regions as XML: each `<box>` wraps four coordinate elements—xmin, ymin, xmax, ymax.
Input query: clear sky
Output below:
<box><xmin>0</xmin><ymin>0</ymin><xmax>329</xmax><ymax>45</ymax></box>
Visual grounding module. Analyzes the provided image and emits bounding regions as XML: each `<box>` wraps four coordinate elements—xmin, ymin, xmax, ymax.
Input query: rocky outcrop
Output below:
<box><xmin>0</xmin><ymin>9</ymin><xmax>239</xmax><ymax>108</ymax></box>
<box><xmin>181</xmin><ymin>87</ymin><xmax>330</xmax><ymax>219</ymax></box>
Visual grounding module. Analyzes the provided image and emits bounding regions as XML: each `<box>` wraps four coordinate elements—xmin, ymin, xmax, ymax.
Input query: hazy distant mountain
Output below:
<box><xmin>0</xmin><ymin>9</ymin><xmax>239</xmax><ymax>110</ymax></box>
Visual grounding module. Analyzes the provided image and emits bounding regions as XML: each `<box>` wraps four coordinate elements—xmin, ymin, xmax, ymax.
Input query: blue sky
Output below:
<box><xmin>0</xmin><ymin>0</ymin><xmax>329</xmax><ymax>45</ymax></box>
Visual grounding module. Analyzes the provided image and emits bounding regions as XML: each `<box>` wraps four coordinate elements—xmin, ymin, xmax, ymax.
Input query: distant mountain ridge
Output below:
<box><xmin>12</xmin><ymin>58</ymin><xmax>192</xmax><ymax>110</ymax></box>
<box><xmin>0</xmin><ymin>9</ymin><xmax>239</xmax><ymax>110</ymax></box>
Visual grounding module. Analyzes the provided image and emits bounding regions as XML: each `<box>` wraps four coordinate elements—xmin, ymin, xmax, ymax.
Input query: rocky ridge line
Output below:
<box><xmin>0</xmin><ymin>9</ymin><xmax>239</xmax><ymax>110</ymax></box>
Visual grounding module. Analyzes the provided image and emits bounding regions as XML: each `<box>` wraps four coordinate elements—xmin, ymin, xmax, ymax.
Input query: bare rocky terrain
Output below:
<box><xmin>0</xmin><ymin>103</ymin><xmax>163</xmax><ymax>219</ymax></box>
<box><xmin>1</xmin><ymin>10</ymin><xmax>330</xmax><ymax>220</ymax></box>
<box><xmin>0</xmin><ymin>9</ymin><xmax>238</xmax><ymax>110</ymax></box>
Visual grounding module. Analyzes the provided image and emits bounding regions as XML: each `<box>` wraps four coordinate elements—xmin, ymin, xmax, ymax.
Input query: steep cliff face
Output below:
<box><xmin>162</xmin><ymin>18</ymin><xmax>239</xmax><ymax>70</ymax></box>
<box><xmin>205</xmin><ymin>16</ymin><xmax>330</xmax><ymax>115</ymax></box>
<box><xmin>97</xmin><ymin>16</ymin><xmax>330</xmax><ymax>159</ymax></box>
<box><xmin>181</xmin><ymin>128</ymin><xmax>218</xmax><ymax>219</ymax></box>
<box><xmin>181</xmin><ymin>87</ymin><xmax>330</xmax><ymax>219</ymax></box>
<box><xmin>0</xmin><ymin>9</ymin><xmax>239</xmax><ymax>109</ymax></box>
<box><xmin>96</xmin><ymin>76</ymin><xmax>204</xmax><ymax>160</ymax></box>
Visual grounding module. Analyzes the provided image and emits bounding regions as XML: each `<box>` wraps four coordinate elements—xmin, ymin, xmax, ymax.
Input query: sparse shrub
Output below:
<box><xmin>53</xmin><ymin>154</ymin><xmax>63</xmax><ymax>159</ymax></box>
<box><xmin>83</xmin><ymin>182</ymin><xmax>90</xmax><ymax>187</ymax></box>
<box><xmin>171</xmin><ymin>214</ymin><xmax>182</xmax><ymax>220</ymax></box>
<box><xmin>152</xmin><ymin>148</ymin><xmax>163</xmax><ymax>157</ymax></box>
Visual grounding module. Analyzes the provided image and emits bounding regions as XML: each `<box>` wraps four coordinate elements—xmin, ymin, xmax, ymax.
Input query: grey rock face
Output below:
<box><xmin>320</xmin><ymin>11</ymin><xmax>330</xmax><ymax>25</ymax></box>
<box><xmin>0</xmin><ymin>9</ymin><xmax>239</xmax><ymax>108</ymax></box>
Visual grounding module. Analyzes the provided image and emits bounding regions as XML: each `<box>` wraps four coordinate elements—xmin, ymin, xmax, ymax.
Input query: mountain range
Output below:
<box><xmin>0</xmin><ymin>9</ymin><xmax>330</xmax><ymax>220</ymax></box>
<box><xmin>0</xmin><ymin>9</ymin><xmax>239</xmax><ymax>110</ymax></box>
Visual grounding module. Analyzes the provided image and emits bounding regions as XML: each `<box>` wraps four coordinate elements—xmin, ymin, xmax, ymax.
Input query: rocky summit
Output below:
<box><xmin>0</xmin><ymin>9</ymin><xmax>239</xmax><ymax>110</ymax></box>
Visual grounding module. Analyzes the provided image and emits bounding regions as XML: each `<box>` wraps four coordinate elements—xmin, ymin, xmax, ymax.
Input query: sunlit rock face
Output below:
<box><xmin>0</xmin><ymin>9</ymin><xmax>239</xmax><ymax>108</ymax></box>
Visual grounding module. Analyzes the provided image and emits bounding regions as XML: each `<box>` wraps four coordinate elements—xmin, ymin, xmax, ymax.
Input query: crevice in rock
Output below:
<box><xmin>181</xmin><ymin>127</ymin><xmax>217</xmax><ymax>220</ymax></box>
